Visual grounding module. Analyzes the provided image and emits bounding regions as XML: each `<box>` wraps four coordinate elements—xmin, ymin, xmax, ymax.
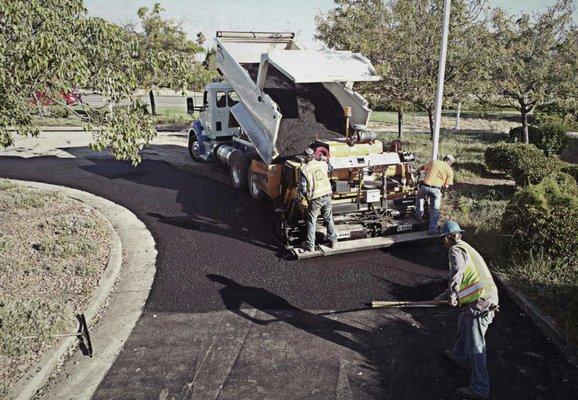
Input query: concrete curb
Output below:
<box><xmin>8</xmin><ymin>180</ymin><xmax>157</xmax><ymax>400</ymax></box>
<box><xmin>494</xmin><ymin>272</ymin><xmax>578</xmax><ymax>368</ymax></box>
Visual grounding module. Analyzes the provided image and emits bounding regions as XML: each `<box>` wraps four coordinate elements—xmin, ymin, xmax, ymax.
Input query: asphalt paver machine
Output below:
<box><xmin>187</xmin><ymin>31</ymin><xmax>432</xmax><ymax>258</ymax></box>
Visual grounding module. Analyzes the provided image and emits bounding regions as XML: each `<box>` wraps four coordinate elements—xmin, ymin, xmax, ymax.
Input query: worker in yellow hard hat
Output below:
<box><xmin>299</xmin><ymin>148</ymin><xmax>337</xmax><ymax>251</ymax></box>
<box><xmin>434</xmin><ymin>220</ymin><xmax>499</xmax><ymax>400</ymax></box>
<box><xmin>414</xmin><ymin>154</ymin><xmax>455</xmax><ymax>234</ymax></box>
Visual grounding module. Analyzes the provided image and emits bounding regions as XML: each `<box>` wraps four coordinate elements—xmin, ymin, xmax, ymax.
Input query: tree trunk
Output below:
<box><xmin>521</xmin><ymin>105</ymin><xmax>529</xmax><ymax>144</ymax></box>
<box><xmin>455</xmin><ymin>102</ymin><xmax>461</xmax><ymax>130</ymax></box>
<box><xmin>149</xmin><ymin>90</ymin><xmax>156</xmax><ymax>116</ymax></box>
<box><xmin>397</xmin><ymin>107</ymin><xmax>404</xmax><ymax>139</ymax></box>
<box><xmin>427</xmin><ymin>107</ymin><xmax>434</xmax><ymax>140</ymax></box>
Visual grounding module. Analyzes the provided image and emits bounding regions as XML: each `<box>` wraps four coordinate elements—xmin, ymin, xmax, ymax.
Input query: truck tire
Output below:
<box><xmin>229</xmin><ymin>151</ymin><xmax>250</xmax><ymax>190</ymax></box>
<box><xmin>188</xmin><ymin>131</ymin><xmax>204</xmax><ymax>162</ymax></box>
<box><xmin>248</xmin><ymin>168</ymin><xmax>267</xmax><ymax>201</ymax></box>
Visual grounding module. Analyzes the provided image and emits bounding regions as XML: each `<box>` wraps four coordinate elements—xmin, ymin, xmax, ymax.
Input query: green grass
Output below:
<box><xmin>499</xmin><ymin>254</ymin><xmax>578</xmax><ymax>346</ymax></box>
<box><xmin>154</xmin><ymin>107</ymin><xmax>193</xmax><ymax>124</ymax></box>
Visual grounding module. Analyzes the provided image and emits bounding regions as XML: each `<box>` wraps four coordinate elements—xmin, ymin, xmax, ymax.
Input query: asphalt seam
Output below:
<box><xmin>7</xmin><ymin>180</ymin><xmax>157</xmax><ymax>400</ymax></box>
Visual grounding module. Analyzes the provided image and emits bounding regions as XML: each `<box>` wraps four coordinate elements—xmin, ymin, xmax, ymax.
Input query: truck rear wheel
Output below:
<box><xmin>188</xmin><ymin>131</ymin><xmax>203</xmax><ymax>162</ymax></box>
<box><xmin>229</xmin><ymin>151</ymin><xmax>250</xmax><ymax>190</ymax></box>
<box><xmin>248</xmin><ymin>169</ymin><xmax>267</xmax><ymax>201</ymax></box>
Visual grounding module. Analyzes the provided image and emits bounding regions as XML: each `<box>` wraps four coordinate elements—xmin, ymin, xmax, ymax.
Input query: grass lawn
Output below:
<box><xmin>0</xmin><ymin>180</ymin><xmax>111</xmax><ymax>396</ymax></box>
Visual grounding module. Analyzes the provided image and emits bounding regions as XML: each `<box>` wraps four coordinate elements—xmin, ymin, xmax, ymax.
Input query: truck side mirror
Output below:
<box><xmin>187</xmin><ymin>97</ymin><xmax>195</xmax><ymax>114</ymax></box>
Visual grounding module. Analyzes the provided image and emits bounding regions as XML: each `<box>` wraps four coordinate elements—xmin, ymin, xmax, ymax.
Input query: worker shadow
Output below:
<box><xmin>208</xmin><ymin>273</ymin><xmax>471</xmax><ymax>399</ymax></box>
<box><xmin>208</xmin><ymin>274</ymin><xmax>371</xmax><ymax>355</ymax></box>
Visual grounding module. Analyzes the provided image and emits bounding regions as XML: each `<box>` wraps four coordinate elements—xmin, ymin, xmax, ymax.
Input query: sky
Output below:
<box><xmin>84</xmin><ymin>0</ymin><xmax>577</xmax><ymax>49</ymax></box>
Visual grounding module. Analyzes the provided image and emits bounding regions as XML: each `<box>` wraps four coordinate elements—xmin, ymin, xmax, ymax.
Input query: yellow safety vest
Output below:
<box><xmin>302</xmin><ymin>160</ymin><xmax>332</xmax><ymax>200</ymax></box>
<box><xmin>453</xmin><ymin>241</ymin><xmax>498</xmax><ymax>306</ymax></box>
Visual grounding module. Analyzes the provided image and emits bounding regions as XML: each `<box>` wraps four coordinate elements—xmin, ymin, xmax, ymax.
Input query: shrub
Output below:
<box><xmin>561</xmin><ymin>163</ymin><xmax>578</xmax><ymax>183</ymax></box>
<box><xmin>510</xmin><ymin>151</ymin><xmax>565</xmax><ymax>186</ymax></box>
<box><xmin>532</xmin><ymin>121</ymin><xmax>569</xmax><ymax>156</ymax></box>
<box><xmin>501</xmin><ymin>177</ymin><xmax>578</xmax><ymax>266</ymax></box>
<box><xmin>484</xmin><ymin>142</ymin><xmax>543</xmax><ymax>173</ymax></box>
<box><xmin>509</xmin><ymin>125</ymin><xmax>540</xmax><ymax>143</ymax></box>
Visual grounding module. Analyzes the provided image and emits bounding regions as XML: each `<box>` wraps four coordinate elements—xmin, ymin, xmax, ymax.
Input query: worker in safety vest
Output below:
<box><xmin>434</xmin><ymin>220</ymin><xmax>499</xmax><ymax>400</ymax></box>
<box><xmin>415</xmin><ymin>154</ymin><xmax>455</xmax><ymax>234</ymax></box>
<box><xmin>299</xmin><ymin>148</ymin><xmax>337</xmax><ymax>251</ymax></box>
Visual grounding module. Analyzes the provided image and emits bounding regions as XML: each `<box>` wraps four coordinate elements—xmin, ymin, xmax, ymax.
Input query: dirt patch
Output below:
<box><xmin>243</xmin><ymin>64</ymin><xmax>345</xmax><ymax>157</ymax></box>
<box><xmin>0</xmin><ymin>180</ymin><xmax>110</xmax><ymax>397</ymax></box>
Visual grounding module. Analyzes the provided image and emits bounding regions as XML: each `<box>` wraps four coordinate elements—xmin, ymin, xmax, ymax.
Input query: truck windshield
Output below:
<box><xmin>216</xmin><ymin>91</ymin><xmax>227</xmax><ymax>108</ymax></box>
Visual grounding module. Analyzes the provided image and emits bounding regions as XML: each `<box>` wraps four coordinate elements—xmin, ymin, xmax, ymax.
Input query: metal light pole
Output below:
<box><xmin>432</xmin><ymin>0</ymin><xmax>452</xmax><ymax>161</ymax></box>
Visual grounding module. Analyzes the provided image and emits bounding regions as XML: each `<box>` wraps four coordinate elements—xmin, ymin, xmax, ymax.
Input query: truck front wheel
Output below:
<box><xmin>188</xmin><ymin>131</ymin><xmax>204</xmax><ymax>162</ymax></box>
<box><xmin>229</xmin><ymin>151</ymin><xmax>249</xmax><ymax>190</ymax></box>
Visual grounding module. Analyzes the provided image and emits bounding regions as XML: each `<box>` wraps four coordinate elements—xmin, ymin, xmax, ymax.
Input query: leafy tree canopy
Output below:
<box><xmin>0</xmin><ymin>0</ymin><xmax>214</xmax><ymax>164</ymax></box>
<box><xmin>485</xmin><ymin>0</ymin><xmax>577</xmax><ymax>143</ymax></box>
<box><xmin>316</xmin><ymin>0</ymin><xmax>493</xmax><ymax>135</ymax></box>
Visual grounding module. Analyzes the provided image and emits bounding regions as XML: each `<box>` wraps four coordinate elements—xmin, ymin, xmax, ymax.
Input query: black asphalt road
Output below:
<box><xmin>1</xmin><ymin>155</ymin><xmax>576</xmax><ymax>399</ymax></box>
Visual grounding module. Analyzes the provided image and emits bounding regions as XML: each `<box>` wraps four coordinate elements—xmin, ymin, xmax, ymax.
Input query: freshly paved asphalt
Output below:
<box><xmin>0</xmin><ymin>154</ymin><xmax>576</xmax><ymax>399</ymax></box>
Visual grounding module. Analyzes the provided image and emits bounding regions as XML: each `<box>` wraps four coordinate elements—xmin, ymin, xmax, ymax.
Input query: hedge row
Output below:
<box><xmin>501</xmin><ymin>177</ymin><xmax>578</xmax><ymax>266</ymax></box>
<box><xmin>484</xmin><ymin>142</ymin><xmax>574</xmax><ymax>186</ymax></box>
<box><xmin>508</xmin><ymin>120</ymin><xmax>569</xmax><ymax>156</ymax></box>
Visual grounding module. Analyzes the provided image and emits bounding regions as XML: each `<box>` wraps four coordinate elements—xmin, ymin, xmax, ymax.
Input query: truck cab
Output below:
<box><xmin>195</xmin><ymin>81</ymin><xmax>241</xmax><ymax>139</ymax></box>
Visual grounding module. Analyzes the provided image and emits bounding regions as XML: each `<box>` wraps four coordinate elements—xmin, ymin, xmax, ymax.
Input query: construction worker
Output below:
<box><xmin>299</xmin><ymin>148</ymin><xmax>337</xmax><ymax>251</ymax></box>
<box><xmin>415</xmin><ymin>154</ymin><xmax>455</xmax><ymax>234</ymax></box>
<box><xmin>434</xmin><ymin>220</ymin><xmax>499</xmax><ymax>400</ymax></box>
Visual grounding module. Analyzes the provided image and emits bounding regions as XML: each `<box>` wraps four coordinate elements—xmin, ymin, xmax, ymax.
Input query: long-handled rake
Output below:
<box><xmin>371</xmin><ymin>300</ymin><xmax>449</xmax><ymax>308</ymax></box>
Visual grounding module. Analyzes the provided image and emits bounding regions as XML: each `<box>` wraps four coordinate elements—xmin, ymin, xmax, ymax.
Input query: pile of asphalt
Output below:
<box><xmin>242</xmin><ymin>64</ymin><xmax>345</xmax><ymax>157</ymax></box>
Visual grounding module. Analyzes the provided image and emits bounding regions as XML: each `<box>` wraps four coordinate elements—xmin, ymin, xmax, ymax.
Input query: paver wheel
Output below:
<box><xmin>229</xmin><ymin>151</ymin><xmax>250</xmax><ymax>190</ymax></box>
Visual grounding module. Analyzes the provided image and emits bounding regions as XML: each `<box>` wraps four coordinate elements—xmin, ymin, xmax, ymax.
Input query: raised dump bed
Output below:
<box><xmin>215</xmin><ymin>31</ymin><xmax>380</xmax><ymax>163</ymax></box>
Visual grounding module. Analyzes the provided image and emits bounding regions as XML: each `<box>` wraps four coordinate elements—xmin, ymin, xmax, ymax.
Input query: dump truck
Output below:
<box><xmin>186</xmin><ymin>31</ymin><xmax>432</xmax><ymax>258</ymax></box>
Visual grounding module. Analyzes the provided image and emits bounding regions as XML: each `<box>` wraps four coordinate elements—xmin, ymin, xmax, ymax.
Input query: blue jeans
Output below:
<box><xmin>451</xmin><ymin>308</ymin><xmax>495</xmax><ymax>397</ymax></box>
<box><xmin>306</xmin><ymin>194</ymin><xmax>337</xmax><ymax>249</ymax></box>
<box><xmin>415</xmin><ymin>185</ymin><xmax>442</xmax><ymax>231</ymax></box>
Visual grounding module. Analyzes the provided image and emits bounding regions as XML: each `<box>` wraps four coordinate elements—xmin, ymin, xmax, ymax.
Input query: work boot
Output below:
<box><xmin>301</xmin><ymin>241</ymin><xmax>314</xmax><ymax>252</ymax></box>
<box><xmin>445</xmin><ymin>350</ymin><xmax>468</xmax><ymax>370</ymax></box>
<box><xmin>456</xmin><ymin>387</ymin><xmax>488</xmax><ymax>400</ymax></box>
<box><xmin>328</xmin><ymin>240</ymin><xmax>337</xmax><ymax>248</ymax></box>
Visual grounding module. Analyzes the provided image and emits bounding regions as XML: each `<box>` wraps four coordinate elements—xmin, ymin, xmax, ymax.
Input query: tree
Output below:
<box><xmin>486</xmin><ymin>0</ymin><xmax>577</xmax><ymax>144</ymax></box>
<box><xmin>316</xmin><ymin>0</ymin><xmax>493</xmax><ymax>138</ymax></box>
<box><xmin>132</xmin><ymin>3</ymin><xmax>205</xmax><ymax>115</ymax></box>
<box><xmin>0</xmin><ymin>0</ymin><xmax>156</xmax><ymax>164</ymax></box>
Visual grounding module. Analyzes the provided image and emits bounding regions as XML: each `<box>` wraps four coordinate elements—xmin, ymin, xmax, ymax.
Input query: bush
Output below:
<box><xmin>561</xmin><ymin>163</ymin><xmax>578</xmax><ymax>183</ymax></box>
<box><xmin>484</xmin><ymin>142</ymin><xmax>571</xmax><ymax>186</ymax></box>
<box><xmin>508</xmin><ymin>122</ymin><xmax>569</xmax><ymax>156</ymax></box>
<box><xmin>509</xmin><ymin>125</ymin><xmax>540</xmax><ymax>142</ymax></box>
<box><xmin>532</xmin><ymin>121</ymin><xmax>569</xmax><ymax>156</ymax></box>
<box><xmin>501</xmin><ymin>177</ymin><xmax>578</xmax><ymax>266</ymax></box>
<box><xmin>484</xmin><ymin>142</ymin><xmax>543</xmax><ymax>172</ymax></box>
<box><xmin>510</xmin><ymin>151</ymin><xmax>565</xmax><ymax>186</ymax></box>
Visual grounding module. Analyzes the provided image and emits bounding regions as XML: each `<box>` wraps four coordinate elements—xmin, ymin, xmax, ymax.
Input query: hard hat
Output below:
<box><xmin>444</xmin><ymin>154</ymin><xmax>455</xmax><ymax>163</ymax></box>
<box><xmin>440</xmin><ymin>220</ymin><xmax>463</xmax><ymax>236</ymax></box>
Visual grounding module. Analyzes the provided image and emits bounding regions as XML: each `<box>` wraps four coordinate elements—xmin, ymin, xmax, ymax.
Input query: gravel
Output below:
<box><xmin>243</xmin><ymin>64</ymin><xmax>345</xmax><ymax>158</ymax></box>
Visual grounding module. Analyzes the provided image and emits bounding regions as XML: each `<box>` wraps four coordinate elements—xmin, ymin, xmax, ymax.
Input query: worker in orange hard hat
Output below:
<box><xmin>434</xmin><ymin>220</ymin><xmax>499</xmax><ymax>400</ymax></box>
